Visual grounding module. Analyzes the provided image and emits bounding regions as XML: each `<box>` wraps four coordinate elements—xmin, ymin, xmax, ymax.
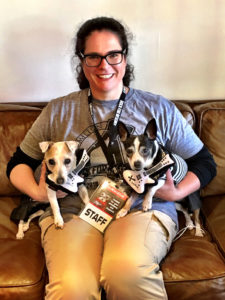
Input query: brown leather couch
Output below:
<box><xmin>0</xmin><ymin>100</ymin><xmax>224</xmax><ymax>300</ymax></box>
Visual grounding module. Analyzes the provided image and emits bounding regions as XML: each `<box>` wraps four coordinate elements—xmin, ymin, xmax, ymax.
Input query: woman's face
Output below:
<box><xmin>82</xmin><ymin>30</ymin><xmax>127</xmax><ymax>100</ymax></box>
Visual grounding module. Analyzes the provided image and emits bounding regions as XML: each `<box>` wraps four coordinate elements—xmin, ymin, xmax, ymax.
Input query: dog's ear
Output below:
<box><xmin>117</xmin><ymin>122</ymin><xmax>129</xmax><ymax>142</ymax></box>
<box><xmin>144</xmin><ymin>119</ymin><xmax>157</xmax><ymax>140</ymax></box>
<box><xmin>39</xmin><ymin>141</ymin><xmax>53</xmax><ymax>153</ymax></box>
<box><xmin>65</xmin><ymin>141</ymin><xmax>79</xmax><ymax>153</ymax></box>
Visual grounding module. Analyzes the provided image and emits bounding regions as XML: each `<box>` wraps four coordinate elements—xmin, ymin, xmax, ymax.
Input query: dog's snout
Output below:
<box><xmin>134</xmin><ymin>161</ymin><xmax>142</xmax><ymax>170</ymax></box>
<box><xmin>56</xmin><ymin>177</ymin><xmax>65</xmax><ymax>185</ymax></box>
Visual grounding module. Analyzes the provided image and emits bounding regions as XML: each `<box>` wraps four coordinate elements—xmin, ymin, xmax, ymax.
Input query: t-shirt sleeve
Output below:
<box><xmin>154</xmin><ymin>97</ymin><xmax>204</xmax><ymax>159</ymax></box>
<box><xmin>20</xmin><ymin>103</ymin><xmax>52</xmax><ymax>160</ymax></box>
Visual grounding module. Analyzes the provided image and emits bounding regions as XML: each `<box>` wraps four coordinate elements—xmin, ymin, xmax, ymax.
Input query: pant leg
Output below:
<box><xmin>100</xmin><ymin>210</ymin><xmax>177</xmax><ymax>300</ymax></box>
<box><xmin>40</xmin><ymin>214</ymin><xmax>103</xmax><ymax>300</ymax></box>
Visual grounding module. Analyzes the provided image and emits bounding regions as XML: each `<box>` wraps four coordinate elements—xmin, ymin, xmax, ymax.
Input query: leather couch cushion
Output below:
<box><xmin>0</xmin><ymin>106</ymin><xmax>41</xmax><ymax>196</ymax></box>
<box><xmin>201</xmin><ymin>194</ymin><xmax>225</xmax><ymax>257</ymax></box>
<box><xmin>194</xmin><ymin>101</ymin><xmax>225</xmax><ymax>197</ymax></box>
<box><xmin>163</xmin><ymin>228</ymin><xmax>225</xmax><ymax>300</ymax></box>
<box><xmin>0</xmin><ymin>196</ymin><xmax>46</xmax><ymax>300</ymax></box>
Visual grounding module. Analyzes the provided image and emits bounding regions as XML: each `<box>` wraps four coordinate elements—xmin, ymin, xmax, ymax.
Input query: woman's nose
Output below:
<box><xmin>99</xmin><ymin>57</ymin><xmax>110</xmax><ymax>68</ymax></box>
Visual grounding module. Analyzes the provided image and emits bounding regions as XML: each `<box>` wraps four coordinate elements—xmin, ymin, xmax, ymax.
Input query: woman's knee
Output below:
<box><xmin>101</xmin><ymin>258</ymin><xmax>158</xmax><ymax>292</ymax></box>
<box><xmin>46</xmin><ymin>272</ymin><xmax>100</xmax><ymax>300</ymax></box>
<box><xmin>101</xmin><ymin>259</ymin><xmax>167</xmax><ymax>300</ymax></box>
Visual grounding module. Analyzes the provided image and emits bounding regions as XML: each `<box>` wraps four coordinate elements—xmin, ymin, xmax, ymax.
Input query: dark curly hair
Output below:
<box><xmin>72</xmin><ymin>17</ymin><xmax>134</xmax><ymax>89</ymax></box>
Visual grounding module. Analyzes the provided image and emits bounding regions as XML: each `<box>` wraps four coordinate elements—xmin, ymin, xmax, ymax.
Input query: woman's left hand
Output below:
<box><xmin>154</xmin><ymin>169</ymin><xmax>201</xmax><ymax>202</ymax></box>
<box><xmin>154</xmin><ymin>169</ymin><xmax>183</xmax><ymax>201</ymax></box>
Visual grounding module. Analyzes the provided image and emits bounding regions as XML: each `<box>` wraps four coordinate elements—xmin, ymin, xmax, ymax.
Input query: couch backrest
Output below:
<box><xmin>193</xmin><ymin>101</ymin><xmax>225</xmax><ymax>197</ymax></box>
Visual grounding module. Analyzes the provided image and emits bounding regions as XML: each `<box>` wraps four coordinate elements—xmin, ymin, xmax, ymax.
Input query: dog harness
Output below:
<box><xmin>123</xmin><ymin>148</ymin><xmax>188</xmax><ymax>194</ymax></box>
<box><xmin>46</xmin><ymin>149</ymin><xmax>89</xmax><ymax>194</ymax></box>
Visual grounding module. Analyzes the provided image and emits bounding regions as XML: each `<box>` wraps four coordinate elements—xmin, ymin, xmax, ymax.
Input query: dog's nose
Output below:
<box><xmin>134</xmin><ymin>161</ymin><xmax>142</xmax><ymax>170</ymax></box>
<box><xmin>57</xmin><ymin>177</ymin><xmax>64</xmax><ymax>185</ymax></box>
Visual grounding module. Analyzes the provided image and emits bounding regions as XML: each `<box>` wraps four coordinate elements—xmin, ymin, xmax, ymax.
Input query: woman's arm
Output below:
<box><xmin>7</xmin><ymin>146</ymin><xmax>48</xmax><ymax>201</ymax></box>
<box><xmin>9</xmin><ymin>163</ymin><xmax>49</xmax><ymax>202</ymax></box>
<box><xmin>155</xmin><ymin>145</ymin><xmax>217</xmax><ymax>201</ymax></box>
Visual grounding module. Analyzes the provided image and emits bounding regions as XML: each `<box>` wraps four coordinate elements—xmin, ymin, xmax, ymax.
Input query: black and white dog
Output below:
<box><xmin>116</xmin><ymin>119</ymin><xmax>203</xmax><ymax>236</ymax></box>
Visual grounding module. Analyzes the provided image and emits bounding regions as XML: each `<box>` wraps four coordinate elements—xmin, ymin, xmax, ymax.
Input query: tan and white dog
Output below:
<box><xmin>39</xmin><ymin>141</ymin><xmax>89</xmax><ymax>228</ymax></box>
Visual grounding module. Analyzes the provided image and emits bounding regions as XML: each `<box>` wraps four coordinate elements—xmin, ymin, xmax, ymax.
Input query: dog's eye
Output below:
<box><xmin>48</xmin><ymin>159</ymin><xmax>55</xmax><ymax>165</ymax></box>
<box><xmin>126</xmin><ymin>148</ymin><xmax>133</xmax><ymax>156</ymax></box>
<box><xmin>64</xmin><ymin>158</ymin><xmax>71</xmax><ymax>165</ymax></box>
<box><xmin>140</xmin><ymin>147</ymin><xmax>149</xmax><ymax>155</ymax></box>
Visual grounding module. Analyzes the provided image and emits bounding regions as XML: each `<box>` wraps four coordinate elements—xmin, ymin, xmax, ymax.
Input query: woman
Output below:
<box><xmin>7</xmin><ymin>17</ymin><xmax>216</xmax><ymax>300</ymax></box>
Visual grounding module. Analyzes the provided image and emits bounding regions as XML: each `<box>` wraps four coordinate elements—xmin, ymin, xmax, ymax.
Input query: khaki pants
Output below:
<box><xmin>40</xmin><ymin>210</ymin><xmax>177</xmax><ymax>300</ymax></box>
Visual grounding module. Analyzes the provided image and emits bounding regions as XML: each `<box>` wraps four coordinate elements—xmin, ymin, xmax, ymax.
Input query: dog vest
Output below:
<box><xmin>123</xmin><ymin>148</ymin><xmax>188</xmax><ymax>194</ymax></box>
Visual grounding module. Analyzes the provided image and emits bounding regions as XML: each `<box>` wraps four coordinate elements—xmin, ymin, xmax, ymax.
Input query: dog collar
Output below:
<box><xmin>46</xmin><ymin>149</ymin><xmax>89</xmax><ymax>194</ymax></box>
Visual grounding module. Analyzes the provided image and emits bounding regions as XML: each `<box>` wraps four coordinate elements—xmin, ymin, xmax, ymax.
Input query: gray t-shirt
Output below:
<box><xmin>21</xmin><ymin>88</ymin><xmax>203</xmax><ymax>226</ymax></box>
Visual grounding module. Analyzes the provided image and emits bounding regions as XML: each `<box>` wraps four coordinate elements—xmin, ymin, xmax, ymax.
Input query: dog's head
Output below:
<box><xmin>39</xmin><ymin>141</ymin><xmax>79</xmax><ymax>185</ymax></box>
<box><xmin>118</xmin><ymin>119</ymin><xmax>159</xmax><ymax>171</ymax></box>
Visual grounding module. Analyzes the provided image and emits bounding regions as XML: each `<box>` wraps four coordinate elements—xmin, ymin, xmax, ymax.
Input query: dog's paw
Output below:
<box><xmin>16</xmin><ymin>232</ymin><xmax>24</xmax><ymax>239</ymax></box>
<box><xmin>54</xmin><ymin>215</ymin><xmax>64</xmax><ymax>229</ymax></box>
<box><xmin>195</xmin><ymin>227</ymin><xmax>205</xmax><ymax>237</ymax></box>
<box><xmin>142</xmin><ymin>204</ymin><xmax>148</xmax><ymax>212</ymax></box>
<box><xmin>142</xmin><ymin>202</ymin><xmax>151</xmax><ymax>212</ymax></box>
<box><xmin>116</xmin><ymin>208</ymin><xmax>128</xmax><ymax>219</ymax></box>
<box><xmin>186</xmin><ymin>220</ymin><xmax>194</xmax><ymax>230</ymax></box>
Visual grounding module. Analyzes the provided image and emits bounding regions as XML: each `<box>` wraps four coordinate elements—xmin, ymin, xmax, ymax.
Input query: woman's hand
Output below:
<box><xmin>154</xmin><ymin>169</ymin><xmax>201</xmax><ymax>202</ymax></box>
<box><xmin>154</xmin><ymin>170</ymin><xmax>182</xmax><ymax>201</ymax></box>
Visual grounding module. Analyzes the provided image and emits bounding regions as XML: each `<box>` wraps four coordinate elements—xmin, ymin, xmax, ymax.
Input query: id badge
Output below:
<box><xmin>79</xmin><ymin>177</ymin><xmax>128</xmax><ymax>232</ymax></box>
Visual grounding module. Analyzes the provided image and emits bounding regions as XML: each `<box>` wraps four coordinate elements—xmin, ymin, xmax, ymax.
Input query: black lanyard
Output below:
<box><xmin>88</xmin><ymin>87</ymin><xmax>126</xmax><ymax>169</ymax></box>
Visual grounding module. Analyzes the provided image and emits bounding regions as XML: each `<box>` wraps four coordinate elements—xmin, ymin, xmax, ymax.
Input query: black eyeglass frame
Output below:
<box><xmin>79</xmin><ymin>50</ymin><xmax>126</xmax><ymax>67</ymax></box>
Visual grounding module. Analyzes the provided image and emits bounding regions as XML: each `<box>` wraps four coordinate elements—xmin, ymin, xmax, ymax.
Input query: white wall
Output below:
<box><xmin>1</xmin><ymin>0</ymin><xmax>225</xmax><ymax>102</ymax></box>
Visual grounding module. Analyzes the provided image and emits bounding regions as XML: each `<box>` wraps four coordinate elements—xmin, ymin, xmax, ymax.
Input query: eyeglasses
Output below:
<box><xmin>80</xmin><ymin>50</ymin><xmax>125</xmax><ymax>67</ymax></box>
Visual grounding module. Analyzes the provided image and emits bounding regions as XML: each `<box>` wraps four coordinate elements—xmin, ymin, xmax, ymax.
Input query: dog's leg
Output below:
<box><xmin>16</xmin><ymin>220</ymin><xmax>26</xmax><ymax>239</ymax></box>
<box><xmin>47</xmin><ymin>188</ymin><xmax>64</xmax><ymax>228</ymax></box>
<box><xmin>142</xmin><ymin>180</ymin><xmax>165</xmax><ymax>212</ymax></box>
<box><xmin>116</xmin><ymin>191</ymin><xmax>137</xmax><ymax>218</ymax></box>
<box><xmin>78</xmin><ymin>184</ymin><xmax>89</xmax><ymax>205</ymax></box>
<box><xmin>175</xmin><ymin>203</ymin><xmax>194</xmax><ymax>230</ymax></box>
<box><xmin>22</xmin><ymin>210</ymin><xmax>45</xmax><ymax>232</ymax></box>
<box><xmin>16</xmin><ymin>210</ymin><xmax>45</xmax><ymax>239</ymax></box>
<box><xmin>193</xmin><ymin>208</ymin><xmax>204</xmax><ymax>237</ymax></box>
